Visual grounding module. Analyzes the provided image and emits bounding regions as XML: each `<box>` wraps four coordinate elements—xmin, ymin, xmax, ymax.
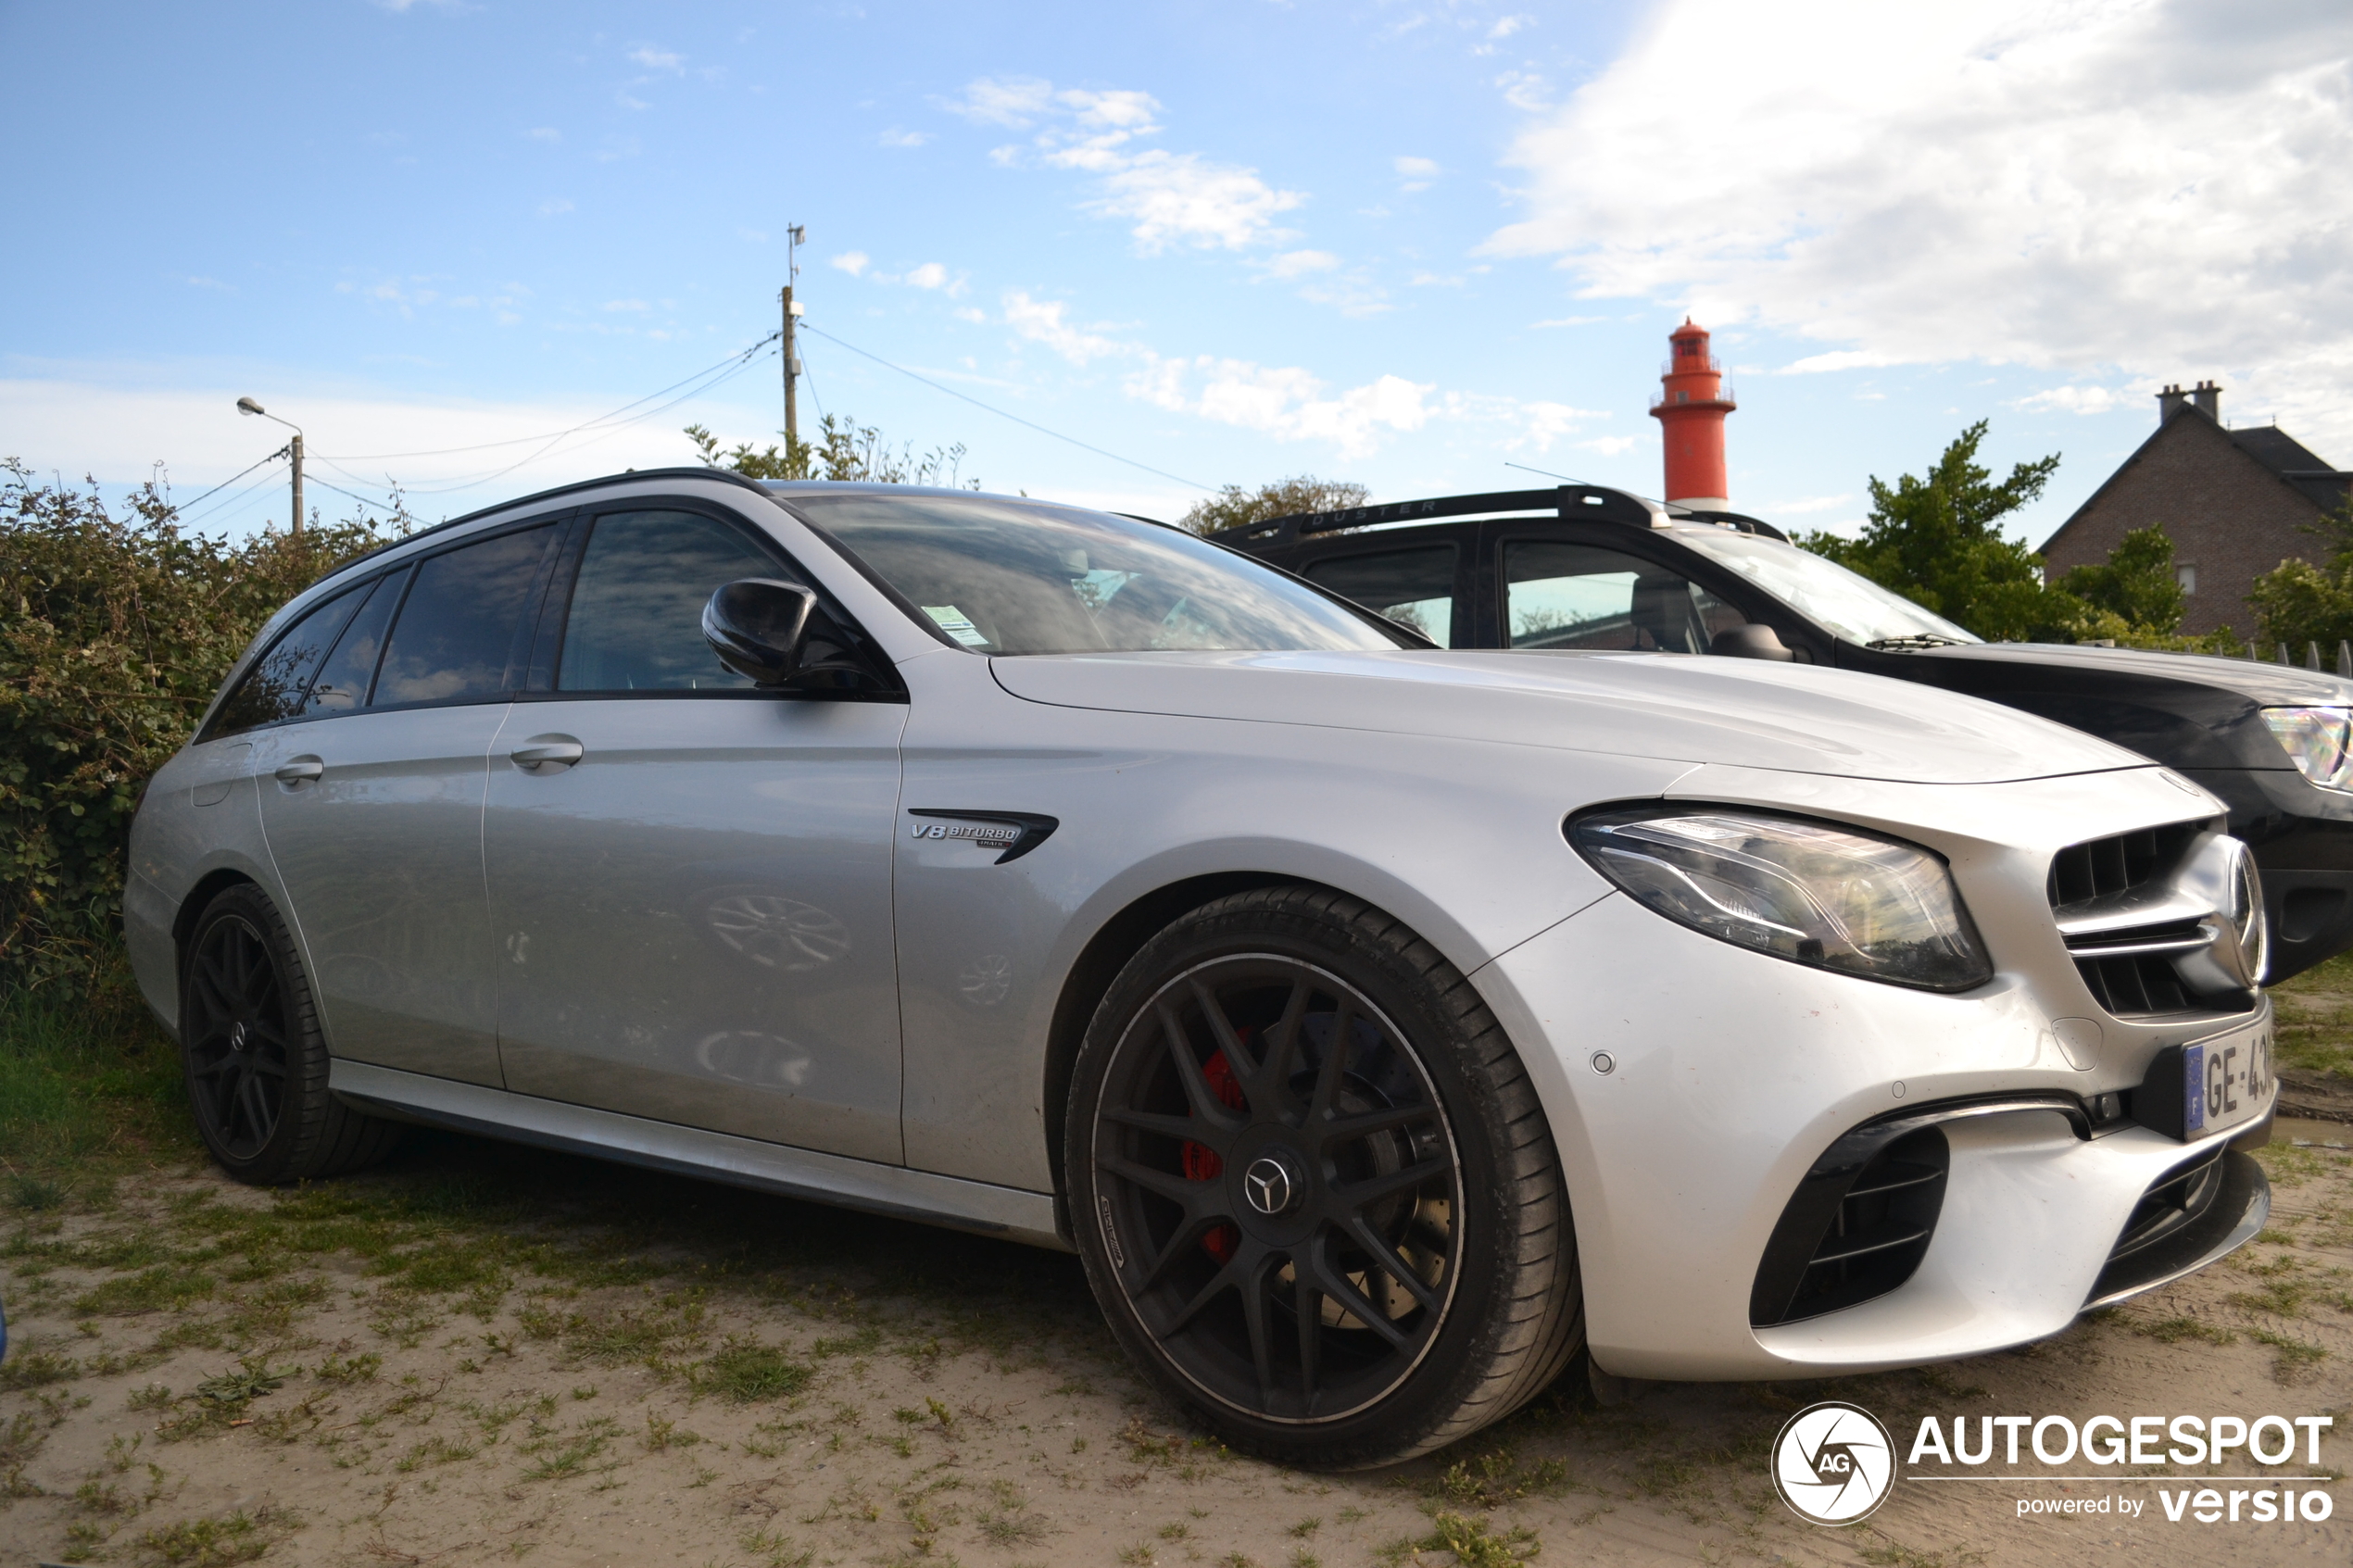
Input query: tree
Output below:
<box><xmin>2053</xmin><ymin>526</ymin><xmax>2185</xmax><ymax>635</ymax></box>
<box><xmin>1180</xmin><ymin>476</ymin><xmax>1368</xmax><ymax>535</ymax></box>
<box><xmin>2246</xmin><ymin>492</ymin><xmax>2353</xmax><ymax>651</ymax></box>
<box><xmin>685</xmin><ymin>417</ymin><xmax>978</xmax><ymax>488</ymax></box>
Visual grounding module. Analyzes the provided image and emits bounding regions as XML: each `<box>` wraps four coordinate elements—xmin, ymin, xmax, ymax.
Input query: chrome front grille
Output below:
<box><xmin>2049</xmin><ymin>822</ymin><xmax>2262</xmax><ymax>1017</ymax></box>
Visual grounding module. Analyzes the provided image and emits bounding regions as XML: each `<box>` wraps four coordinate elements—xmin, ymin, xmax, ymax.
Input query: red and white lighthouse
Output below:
<box><xmin>1649</xmin><ymin>318</ymin><xmax>1735</xmax><ymax>510</ymax></box>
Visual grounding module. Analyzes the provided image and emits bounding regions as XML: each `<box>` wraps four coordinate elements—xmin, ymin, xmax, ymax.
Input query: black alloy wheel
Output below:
<box><xmin>1069</xmin><ymin>886</ymin><xmax>1583</xmax><ymax>1469</ymax></box>
<box><xmin>1092</xmin><ymin>955</ymin><xmax>1462</xmax><ymax>1424</ymax></box>
<box><xmin>179</xmin><ymin>884</ymin><xmax>401</xmax><ymax>1184</ymax></box>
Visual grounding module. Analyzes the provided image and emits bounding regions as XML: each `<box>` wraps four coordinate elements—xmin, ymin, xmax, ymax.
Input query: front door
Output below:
<box><xmin>481</xmin><ymin>505</ymin><xmax>908</xmax><ymax>1164</ymax></box>
<box><xmin>255</xmin><ymin>520</ymin><xmax>566</xmax><ymax>1086</ymax></box>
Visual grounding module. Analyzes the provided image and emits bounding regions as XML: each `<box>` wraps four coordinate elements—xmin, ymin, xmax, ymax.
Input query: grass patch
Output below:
<box><xmin>689</xmin><ymin>1336</ymin><xmax>812</xmax><ymax>1403</ymax></box>
<box><xmin>0</xmin><ymin>1348</ymin><xmax>81</xmax><ymax>1390</ymax></box>
<box><xmin>72</xmin><ymin>1262</ymin><xmax>218</xmax><ymax>1317</ymax></box>
<box><xmin>1416</xmin><ymin>1511</ymin><xmax>1540</xmax><ymax>1568</ymax></box>
<box><xmin>2271</xmin><ymin>948</ymin><xmax>2353</xmax><ymax>1078</ymax></box>
<box><xmin>2133</xmin><ymin>1315</ymin><xmax>2236</xmax><ymax>1345</ymax></box>
<box><xmin>134</xmin><ymin>1504</ymin><xmax>289</xmax><ymax>1566</ymax></box>
<box><xmin>0</xmin><ymin>965</ymin><xmax>194</xmax><ymax>1179</ymax></box>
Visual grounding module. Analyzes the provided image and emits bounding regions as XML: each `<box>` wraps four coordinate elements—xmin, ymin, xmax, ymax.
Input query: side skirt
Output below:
<box><xmin>330</xmin><ymin>1060</ymin><xmax>1070</xmax><ymax>1251</ymax></box>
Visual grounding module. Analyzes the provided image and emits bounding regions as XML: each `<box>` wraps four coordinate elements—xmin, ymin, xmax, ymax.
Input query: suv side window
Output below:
<box><xmin>374</xmin><ymin>524</ymin><xmax>560</xmax><ymax>707</ymax></box>
<box><xmin>302</xmin><ymin>568</ymin><xmax>407</xmax><ymax>715</ymax></box>
<box><xmin>557</xmin><ymin>510</ymin><xmax>793</xmax><ymax>692</ymax></box>
<box><xmin>1302</xmin><ymin>545</ymin><xmax>1457</xmax><ymax>646</ymax></box>
<box><xmin>1504</xmin><ymin>541</ymin><xmax>1743</xmax><ymax>654</ymax></box>
<box><xmin>209</xmin><ymin>582</ymin><xmax>371</xmax><ymax>735</ymax></box>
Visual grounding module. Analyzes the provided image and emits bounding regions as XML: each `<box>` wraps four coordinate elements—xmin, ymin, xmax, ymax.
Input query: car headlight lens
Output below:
<box><xmin>1570</xmin><ymin>808</ymin><xmax>1994</xmax><ymax>991</ymax></box>
<box><xmin>2260</xmin><ymin>706</ymin><xmax>2353</xmax><ymax>791</ymax></box>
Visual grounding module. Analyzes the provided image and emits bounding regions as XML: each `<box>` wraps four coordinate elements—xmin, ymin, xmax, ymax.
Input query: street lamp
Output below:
<box><xmin>235</xmin><ymin>396</ymin><xmax>304</xmax><ymax>540</ymax></box>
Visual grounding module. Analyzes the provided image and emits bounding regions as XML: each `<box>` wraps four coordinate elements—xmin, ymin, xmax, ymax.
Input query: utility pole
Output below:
<box><xmin>782</xmin><ymin>223</ymin><xmax>807</xmax><ymax>447</ymax></box>
<box><xmin>236</xmin><ymin>396</ymin><xmax>306</xmax><ymax>543</ymax></box>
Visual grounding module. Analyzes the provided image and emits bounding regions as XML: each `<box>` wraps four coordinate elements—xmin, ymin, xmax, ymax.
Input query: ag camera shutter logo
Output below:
<box><xmin>1771</xmin><ymin>1401</ymin><xmax>1896</xmax><ymax>1524</ymax></box>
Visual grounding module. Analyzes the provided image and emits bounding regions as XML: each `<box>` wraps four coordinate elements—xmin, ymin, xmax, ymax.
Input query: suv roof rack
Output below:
<box><xmin>1227</xmin><ymin>483</ymin><xmax>1786</xmax><ymax>549</ymax></box>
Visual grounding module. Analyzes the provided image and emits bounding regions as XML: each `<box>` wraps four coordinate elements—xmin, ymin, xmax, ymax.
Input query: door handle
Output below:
<box><xmin>509</xmin><ymin>738</ymin><xmax>585</xmax><ymax>772</ymax></box>
<box><xmin>273</xmin><ymin>759</ymin><xmax>325</xmax><ymax>784</ymax></box>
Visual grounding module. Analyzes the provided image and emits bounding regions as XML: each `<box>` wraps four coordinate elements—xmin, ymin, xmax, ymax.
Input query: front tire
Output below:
<box><xmin>1065</xmin><ymin>886</ymin><xmax>1583</xmax><ymax>1468</ymax></box>
<box><xmin>179</xmin><ymin>884</ymin><xmax>400</xmax><ymax>1185</ymax></box>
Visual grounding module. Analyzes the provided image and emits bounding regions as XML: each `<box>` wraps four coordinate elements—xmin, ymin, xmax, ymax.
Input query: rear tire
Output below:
<box><xmin>1065</xmin><ymin>884</ymin><xmax>1583</xmax><ymax>1469</ymax></box>
<box><xmin>179</xmin><ymin>884</ymin><xmax>401</xmax><ymax>1185</ymax></box>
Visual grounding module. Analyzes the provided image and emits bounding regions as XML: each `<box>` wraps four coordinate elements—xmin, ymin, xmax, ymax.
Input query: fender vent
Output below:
<box><xmin>1752</xmin><ymin>1126</ymin><xmax>1951</xmax><ymax>1326</ymax></box>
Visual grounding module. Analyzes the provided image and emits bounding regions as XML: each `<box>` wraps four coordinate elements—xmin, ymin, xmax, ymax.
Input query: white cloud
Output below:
<box><xmin>830</xmin><ymin>251</ymin><xmax>870</xmax><ymax>277</ymax></box>
<box><xmin>1578</xmin><ymin>435</ymin><xmax>1640</xmax><ymax>457</ymax></box>
<box><xmin>628</xmin><ymin>45</ymin><xmax>685</xmax><ymax>72</ymax></box>
<box><xmin>1142</xmin><ymin>360</ymin><xmax>1435</xmax><ymax>459</ymax></box>
<box><xmin>954</xmin><ymin>77</ymin><xmax>1302</xmax><ymax>253</ymax></box>
<box><xmin>903</xmin><ymin>262</ymin><xmax>950</xmax><ymax>290</ymax></box>
<box><xmin>1486</xmin><ymin>0</ymin><xmax>2353</xmax><ymax>451</ymax></box>
<box><xmin>1779</xmin><ymin>349</ymin><xmax>1901</xmax><ymax>375</ymax></box>
<box><xmin>941</xmin><ymin>76</ymin><xmax>1055</xmax><ymax>126</ymax></box>
<box><xmin>952</xmin><ymin>306</ymin><xmax>988</xmax><ymax>323</ymax></box>
<box><xmin>1002</xmin><ymin>292</ymin><xmax>1128</xmax><ymax>365</ymax></box>
<box><xmin>524</xmin><ymin>127</ymin><xmax>560</xmax><ymax>144</ymax></box>
<box><xmin>535</xmin><ymin>198</ymin><xmax>573</xmax><ymax>218</ymax></box>
<box><xmin>1488</xmin><ymin>15</ymin><xmax>1532</xmax><ymax>41</ymax></box>
<box><xmin>1262</xmin><ymin>249</ymin><xmax>1341</xmax><ymax>280</ymax></box>
<box><xmin>879</xmin><ymin>127</ymin><xmax>929</xmax><ymax>148</ymax></box>
<box><xmin>1494</xmin><ymin>70</ymin><xmax>1549</xmax><ymax>111</ymax></box>
<box><xmin>1394</xmin><ymin>155</ymin><xmax>1440</xmax><ymax>191</ymax></box>
<box><xmin>2013</xmin><ymin>384</ymin><xmax>2125</xmax><ymax>415</ymax></box>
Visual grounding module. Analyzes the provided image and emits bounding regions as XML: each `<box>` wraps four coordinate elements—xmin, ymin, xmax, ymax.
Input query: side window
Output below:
<box><xmin>210</xmin><ymin>583</ymin><xmax>369</xmax><ymax>735</ymax></box>
<box><xmin>303</xmin><ymin>568</ymin><xmax>406</xmax><ymax>715</ymax></box>
<box><xmin>557</xmin><ymin>510</ymin><xmax>798</xmax><ymax>692</ymax></box>
<box><xmin>1504</xmin><ymin>541</ymin><xmax>1745</xmax><ymax>655</ymax></box>
<box><xmin>1302</xmin><ymin>546</ymin><xmax>1456</xmax><ymax>646</ymax></box>
<box><xmin>374</xmin><ymin>525</ymin><xmax>558</xmax><ymax>708</ymax></box>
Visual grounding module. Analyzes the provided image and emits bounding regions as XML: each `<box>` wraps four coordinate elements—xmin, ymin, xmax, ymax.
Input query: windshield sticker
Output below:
<box><xmin>923</xmin><ymin>606</ymin><xmax>991</xmax><ymax>647</ymax></box>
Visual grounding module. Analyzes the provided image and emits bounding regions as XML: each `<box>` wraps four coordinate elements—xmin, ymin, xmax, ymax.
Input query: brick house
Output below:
<box><xmin>2039</xmin><ymin>382</ymin><xmax>2352</xmax><ymax>636</ymax></box>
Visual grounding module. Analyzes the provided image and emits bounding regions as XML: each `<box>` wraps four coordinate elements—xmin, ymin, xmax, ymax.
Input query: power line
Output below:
<box><xmin>304</xmin><ymin>472</ymin><xmax>406</xmax><ymax>517</ymax></box>
<box><xmin>179</xmin><ymin>462</ymin><xmax>294</xmax><ymax>529</ymax></box>
<box><xmin>313</xmin><ymin>332</ymin><xmax>783</xmax><ymax>463</ymax></box>
<box><xmin>796</xmin><ymin>322</ymin><xmax>1214</xmax><ymax>492</ymax></box>
<box><xmin>171</xmin><ymin>445</ymin><xmax>287</xmax><ymax>517</ymax></box>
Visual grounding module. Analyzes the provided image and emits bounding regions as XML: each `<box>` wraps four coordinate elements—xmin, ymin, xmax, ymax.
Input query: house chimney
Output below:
<box><xmin>2157</xmin><ymin>383</ymin><xmax>2188</xmax><ymax>423</ymax></box>
<box><xmin>2191</xmin><ymin>380</ymin><xmax>2222</xmax><ymax>421</ymax></box>
<box><xmin>1649</xmin><ymin>318</ymin><xmax>1735</xmax><ymax>509</ymax></box>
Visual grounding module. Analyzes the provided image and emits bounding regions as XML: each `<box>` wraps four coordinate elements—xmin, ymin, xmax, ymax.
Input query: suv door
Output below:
<box><xmin>479</xmin><ymin>504</ymin><xmax>909</xmax><ymax>1164</ymax></box>
<box><xmin>1294</xmin><ymin>535</ymin><xmax>1467</xmax><ymax>646</ymax></box>
<box><xmin>251</xmin><ymin>518</ymin><xmax>568</xmax><ymax>1087</ymax></box>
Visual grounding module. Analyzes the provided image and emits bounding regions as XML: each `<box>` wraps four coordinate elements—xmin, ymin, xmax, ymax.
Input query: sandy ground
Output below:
<box><xmin>2</xmin><ymin>1123</ymin><xmax>2347</xmax><ymax>1568</ymax></box>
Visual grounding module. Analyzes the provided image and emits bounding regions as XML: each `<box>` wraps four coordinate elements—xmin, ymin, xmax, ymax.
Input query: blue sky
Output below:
<box><xmin>4</xmin><ymin>1</ymin><xmax>2347</xmax><ymax>546</ymax></box>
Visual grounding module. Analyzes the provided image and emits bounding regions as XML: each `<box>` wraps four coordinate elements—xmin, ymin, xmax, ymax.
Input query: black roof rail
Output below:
<box><xmin>1222</xmin><ymin>483</ymin><xmax>1790</xmax><ymax>549</ymax></box>
<box><xmin>298</xmin><ymin>466</ymin><xmax>779</xmax><ymax>591</ymax></box>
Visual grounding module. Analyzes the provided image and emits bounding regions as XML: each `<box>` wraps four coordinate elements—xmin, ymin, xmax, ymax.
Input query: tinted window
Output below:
<box><xmin>791</xmin><ymin>494</ymin><xmax>1401</xmax><ymax>656</ymax></box>
<box><xmin>303</xmin><ymin>569</ymin><xmax>406</xmax><ymax>714</ymax></box>
<box><xmin>374</xmin><ymin>526</ymin><xmax>556</xmax><ymax>707</ymax></box>
<box><xmin>559</xmin><ymin>510</ymin><xmax>786</xmax><ymax>691</ymax></box>
<box><xmin>1303</xmin><ymin>546</ymin><xmax>1455</xmax><ymax>646</ymax></box>
<box><xmin>1504</xmin><ymin>542</ymin><xmax>1743</xmax><ymax>654</ymax></box>
<box><xmin>211</xmin><ymin>583</ymin><xmax>368</xmax><ymax>734</ymax></box>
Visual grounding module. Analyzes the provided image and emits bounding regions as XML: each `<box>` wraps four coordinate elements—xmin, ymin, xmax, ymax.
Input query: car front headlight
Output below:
<box><xmin>1569</xmin><ymin>807</ymin><xmax>1994</xmax><ymax>992</ymax></box>
<box><xmin>2260</xmin><ymin>706</ymin><xmax>2353</xmax><ymax>791</ymax></box>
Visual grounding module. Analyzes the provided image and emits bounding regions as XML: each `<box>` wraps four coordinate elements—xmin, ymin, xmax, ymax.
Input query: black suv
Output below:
<box><xmin>1224</xmin><ymin>484</ymin><xmax>2353</xmax><ymax>982</ymax></box>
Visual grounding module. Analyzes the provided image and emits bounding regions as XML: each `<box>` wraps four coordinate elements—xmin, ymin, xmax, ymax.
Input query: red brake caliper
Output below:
<box><xmin>1183</xmin><ymin>1037</ymin><xmax>1249</xmax><ymax>1262</ymax></box>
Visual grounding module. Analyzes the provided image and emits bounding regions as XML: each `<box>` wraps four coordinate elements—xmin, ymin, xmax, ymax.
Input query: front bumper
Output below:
<box><xmin>1474</xmin><ymin>894</ymin><xmax>2273</xmax><ymax>1381</ymax></box>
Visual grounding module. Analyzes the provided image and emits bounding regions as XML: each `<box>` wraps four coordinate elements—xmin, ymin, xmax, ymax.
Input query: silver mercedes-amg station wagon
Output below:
<box><xmin>127</xmin><ymin>470</ymin><xmax>2276</xmax><ymax>1468</ymax></box>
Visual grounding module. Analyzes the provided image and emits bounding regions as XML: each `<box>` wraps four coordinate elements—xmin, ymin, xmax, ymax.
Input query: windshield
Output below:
<box><xmin>1673</xmin><ymin>530</ymin><xmax>1981</xmax><ymax>647</ymax></box>
<box><xmin>785</xmin><ymin>493</ymin><xmax>1408</xmax><ymax>656</ymax></box>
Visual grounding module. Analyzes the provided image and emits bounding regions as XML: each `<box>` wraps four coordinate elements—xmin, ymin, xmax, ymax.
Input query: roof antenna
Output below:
<box><xmin>1504</xmin><ymin>460</ymin><xmax>1592</xmax><ymax>485</ymax></box>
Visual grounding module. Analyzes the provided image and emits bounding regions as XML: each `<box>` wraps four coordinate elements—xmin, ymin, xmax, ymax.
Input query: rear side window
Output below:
<box><xmin>210</xmin><ymin>583</ymin><xmax>369</xmax><ymax>735</ymax></box>
<box><xmin>1504</xmin><ymin>541</ymin><xmax>1743</xmax><ymax>654</ymax></box>
<box><xmin>303</xmin><ymin>569</ymin><xmax>406</xmax><ymax>715</ymax></box>
<box><xmin>558</xmin><ymin>510</ymin><xmax>789</xmax><ymax>692</ymax></box>
<box><xmin>374</xmin><ymin>525</ymin><xmax>558</xmax><ymax>707</ymax></box>
<box><xmin>1303</xmin><ymin>546</ymin><xmax>1456</xmax><ymax>646</ymax></box>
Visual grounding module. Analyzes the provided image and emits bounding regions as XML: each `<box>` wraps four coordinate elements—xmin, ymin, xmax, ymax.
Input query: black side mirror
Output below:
<box><xmin>703</xmin><ymin>579</ymin><xmax>819</xmax><ymax>686</ymax></box>
<box><xmin>1710</xmin><ymin>623</ymin><xmax>1796</xmax><ymax>661</ymax></box>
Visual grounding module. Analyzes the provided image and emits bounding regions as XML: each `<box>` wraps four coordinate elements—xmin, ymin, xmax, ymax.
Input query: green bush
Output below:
<box><xmin>0</xmin><ymin>459</ymin><xmax>396</xmax><ymax>992</ymax></box>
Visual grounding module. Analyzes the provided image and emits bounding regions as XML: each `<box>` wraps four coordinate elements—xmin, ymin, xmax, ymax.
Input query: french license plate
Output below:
<box><xmin>2182</xmin><ymin>1019</ymin><xmax>2273</xmax><ymax>1138</ymax></box>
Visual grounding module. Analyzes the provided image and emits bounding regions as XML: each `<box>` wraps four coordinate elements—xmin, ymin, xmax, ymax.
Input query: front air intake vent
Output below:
<box><xmin>1752</xmin><ymin>1126</ymin><xmax>1950</xmax><ymax>1326</ymax></box>
<box><xmin>2074</xmin><ymin>953</ymin><xmax>2193</xmax><ymax>1015</ymax></box>
<box><xmin>2046</xmin><ymin>824</ymin><xmax>2198</xmax><ymax>907</ymax></box>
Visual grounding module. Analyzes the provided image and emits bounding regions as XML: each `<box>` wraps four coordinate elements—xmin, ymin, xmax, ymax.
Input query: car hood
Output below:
<box><xmin>989</xmin><ymin>649</ymin><xmax>2149</xmax><ymax>785</ymax></box>
<box><xmin>1898</xmin><ymin>641</ymin><xmax>2353</xmax><ymax>705</ymax></box>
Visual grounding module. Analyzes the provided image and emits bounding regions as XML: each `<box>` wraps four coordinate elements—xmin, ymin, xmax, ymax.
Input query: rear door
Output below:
<box><xmin>252</xmin><ymin>518</ymin><xmax>568</xmax><ymax>1086</ymax></box>
<box><xmin>1482</xmin><ymin>522</ymin><xmax>1752</xmax><ymax>654</ymax></box>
